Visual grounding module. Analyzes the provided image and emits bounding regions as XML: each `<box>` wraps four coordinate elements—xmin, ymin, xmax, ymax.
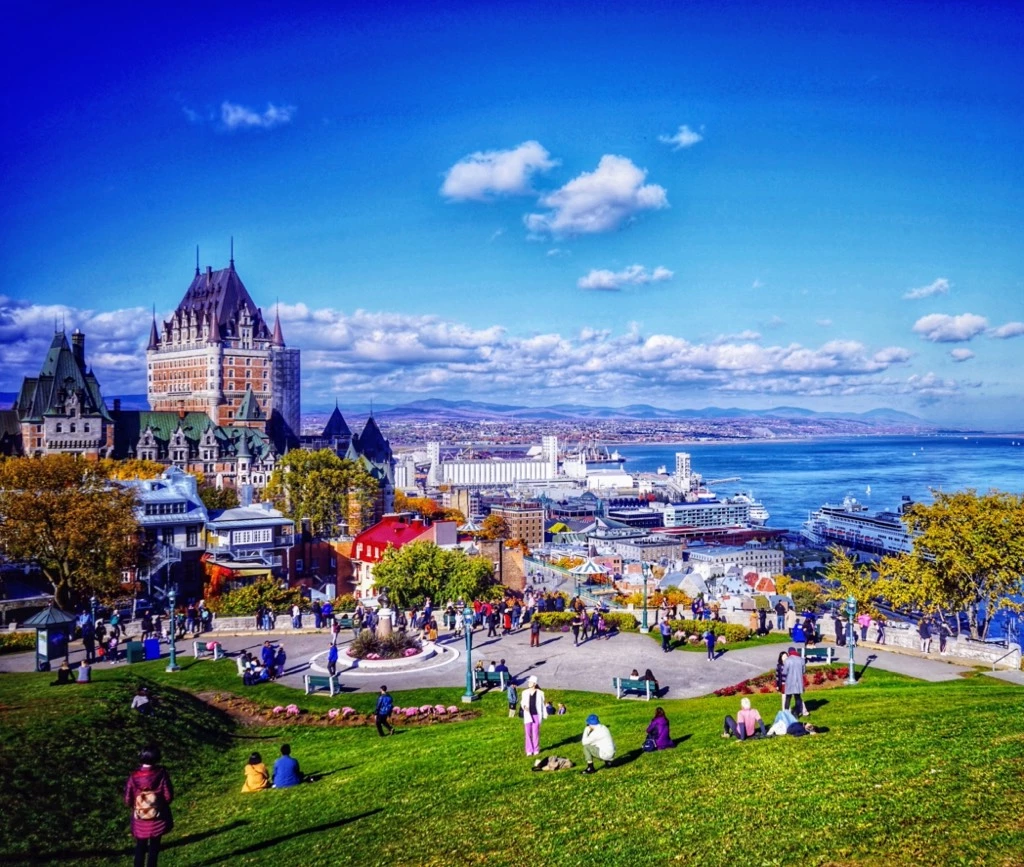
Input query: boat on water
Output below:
<box><xmin>729</xmin><ymin>492</ymin><xmax>770</xmax><ymax>525</ymax></box>
<box><xmin>801</xmin><ymin>495</ymin><xmax>913</xmax><ymax>555</ymax></box>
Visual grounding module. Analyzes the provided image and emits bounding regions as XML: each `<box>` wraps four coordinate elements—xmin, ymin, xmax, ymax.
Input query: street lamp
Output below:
<box><xmin>640</xmin><ymin>562</ymin><xmax>651</xmax><ymax>634</ymax></box>
<box><xmin>90</xmin><ymin>595</ymin><xmax>98</xmax><ymax>628</ymax></box>
<box><xmin>845</xmin><ymin>595</ymin><xmax>857</xmax><ymax>685</ymax></box>
<box><xmin>461</xmin><ymin>607</ymin><xmax>478</xmax><ymax>703</ymax></box>
<box><xmin>166</xmin><ymin>587</ymin><xmax>180</xmax><ymax>673</ymax></box>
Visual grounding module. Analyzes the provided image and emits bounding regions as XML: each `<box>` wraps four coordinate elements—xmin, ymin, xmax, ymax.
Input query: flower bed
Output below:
<box><xmin>713</xmin><ymin>666</ymin><xmax>850</xmax><ymax>697</ymax></box>
<box><xmin>346</xmin><ymin>629</ymin><xmax>423</xmax><ymax>660</ymax></box>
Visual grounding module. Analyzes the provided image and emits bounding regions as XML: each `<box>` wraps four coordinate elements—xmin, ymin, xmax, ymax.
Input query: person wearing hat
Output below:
<box><xmin>782</xmin><ymin>646</ymin><xmax>808</xmax><ymax>717</ymax></box>
<box><xmin>581</xmin><ymin>714</ymin><xmax>616</xmax><ymax>774</ymax></box>
<box><xmin>520</xmin><ymin>675</ymin><xmax>548</xmax><ymax>756</ymax></box>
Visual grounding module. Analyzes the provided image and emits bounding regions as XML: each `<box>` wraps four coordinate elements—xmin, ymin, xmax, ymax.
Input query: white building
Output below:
<box><xmin>686</xmin><ymin>543</ymin><xmax>784</xmax><ymax>578</ymax></box>
<box><xmin>426</xmin><ymin>437</ymin><xmax>558</xmax><ymax>486</ymax></box>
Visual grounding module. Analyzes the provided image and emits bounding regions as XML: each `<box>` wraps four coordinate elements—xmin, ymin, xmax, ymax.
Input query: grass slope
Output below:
<box><xmin>1</xmin><ymin>661</ymin><xmax>1022</xmax><ymax>866</ymax></box>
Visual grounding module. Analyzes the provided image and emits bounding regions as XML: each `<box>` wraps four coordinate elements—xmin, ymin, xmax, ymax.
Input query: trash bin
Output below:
<box><xmin>125</xmin><ymin>641</ymin><xmax>145</xmax><ymax>664</ymax></box>
<box><xmin>143</xmin><ymin>638</ymin><xmax>161</xmax><ymax>660</ymax></box>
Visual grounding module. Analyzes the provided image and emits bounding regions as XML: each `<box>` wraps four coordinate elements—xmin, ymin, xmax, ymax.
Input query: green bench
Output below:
<box><xmin>334</xmin><ymin>613</ymin><xmax>358</xmax><ymax>630</ymax></box>
<box><xmin>192</xmin><ymin>640</ymin><xmax>224</xmax><ymax>660</ymax></box>
<box><xmin>473</xmin><ymin>670</ymin><xmax>509</xmax><ymax>690</ymax></box>
<box><xmin>802</xmin><ymin>646</ymin><xmax>835</xmax><ymax>665</ymax></box>
<box><xmin>304</xmin><ymin>673</ymin><xmax>341</xmax><ymax>696</ymax></box>
<box><xmin>613</xmin><ymin>677</ymin><xmax>656</xmax><ymax>700</ymax></box>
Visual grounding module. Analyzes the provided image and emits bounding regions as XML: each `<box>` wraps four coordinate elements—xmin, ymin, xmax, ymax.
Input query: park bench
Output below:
<box><xmin>802</xmin><ymin>646</ymin><xmax>835</xmax><ymax>665</ymax></box>
<box><xmin>192</xmin><ymin>640</ymin><xmax>224</xmax><ymax>660</ymax></box>
<box><xmin>304</xmin><ymin>673</ymin><xmax>341</xmax><ymax>696</ymax></box>
<box><xmin>473</xmin><ymin>670</ymin><xmax>508</xmax><ymax>690</ymax></box>
<box><xmin>334</xmin><ymin>613</ymin><xmax>358</xmax><ymax>630</ymax></box>
<box><xmin>613</xmin><ymin>677</ymin><xmax>656</xmax><ymax>700</ymax></box>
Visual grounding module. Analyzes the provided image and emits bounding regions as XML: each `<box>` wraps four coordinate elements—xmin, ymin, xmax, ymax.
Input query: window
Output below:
<box><xmin>55</xmin><ymin>423</ymin><xmax>62</xmax><ymax>433</ymax></box>
<box><xmin>186</xmin><ymin>526</ymin><xmax>199</xmax><ymax>547</ymax></box>
<box><xmin>84</xmin><ymin>423</ymin><xmax>90</xmax><ymax>432</ymax></box>
<box><xmin>162</xmin><ymin>527</ymin><xmax>174</xmax><ymax>545</ymax></box>
<box><xmin>296</xmin><ymin>558</ymin><xmax>304</xmax><ymax>573</ymax></box>
<box><xmin>232</xmin><ymin>528</ymin><xmax>272</xmax><ymax>545</ymax></box>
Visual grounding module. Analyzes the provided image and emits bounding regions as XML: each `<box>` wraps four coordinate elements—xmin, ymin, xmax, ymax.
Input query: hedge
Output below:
<box><xmin>533</xmin><ymin>611</ymin><xmax>638</xmax><ymax>632</ymax></box>
<box><xmin>0</xmin><ymin>632</ymin><xmax>35</xmax><ymax>655</ymax></box>
<box><xmin>667</xmin><ymin>619</ymin><xmax>752</xmax><ymax>643</ymax></box>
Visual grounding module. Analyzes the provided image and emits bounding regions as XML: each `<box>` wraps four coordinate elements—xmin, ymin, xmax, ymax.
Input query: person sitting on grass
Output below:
<box><xmin>131</xmin><ymin>687</ymin><xmax>153</xmax><ymax>716</ymax></box>
<box><xmin>76</xmin><ymin>660</ymin><xmax>92</xmax><ymax>684</ymax></box>
<box><xmin>272</xmin><ymin>744</ymin><xmax>303</xmax><ymax>788</ymax></box>
<box><xmin>556</xmin><ymin>702</ymin><xmax>567</xmax><ymax>715</ymax></box>
<box><xmin>51</xmin><ymin>660</ymin><xmax>74</xmax><ymax>686</ymax></box>
<box><xmin>722</xmin><ymin>697</ymin><xmax>766</xmax><ymax>741</ymax></box>
<box><xmin>646</xmin><ymin>707</ymin><xmax>675</xmax><ymax>750</ymax></box>
<box><xmin>241</xmin><ymin>752</ymin><xmax>270</xmax><ymax>793</ymax></box>
<box><xmin>581</xmin><ymin>714</ymin><xmax>616</xmax><ymax>774</ymax></box>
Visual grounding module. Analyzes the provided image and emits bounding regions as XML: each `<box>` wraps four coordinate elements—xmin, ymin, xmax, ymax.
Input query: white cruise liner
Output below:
<box><xmin>801</xmin><ymin>496</ymin><xmax>913</xmax><ymax>555</ymax></box>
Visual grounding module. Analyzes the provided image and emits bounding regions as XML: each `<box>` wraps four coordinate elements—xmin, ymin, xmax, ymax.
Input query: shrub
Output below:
<box><xmin>347</xmin><ymin>629</ymin><xmax>422</xmax><ymax>660</ymax></box>
<box><xmin>533</xmin><ymin>612</ymin><xmax>574</xmax><ymax>629</ymax></box>
<box><xmin>0</xmin><ymin>632</ymin><xmax>35</xmax><ymax>655</ymax></box>
<box><xmin>667</xmin><ymin>619</ymin><xmax>752</xmax><ymax>643</ymax></box>
<box><xmin>205</xmin><ymin>577</ymin><xmax>306</xmax><ymax>617</ymax></box>
<box><xmin>533</xmin><ymin>611</ymin><xmax>638</xmax><ymax>632</ymax></box>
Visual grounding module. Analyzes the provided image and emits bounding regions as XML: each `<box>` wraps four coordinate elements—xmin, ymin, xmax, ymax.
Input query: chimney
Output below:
<box><xmin>113</xmin><ymin>398</ymin><xmax>121</xmax><ymax>412</ymax></box>
<box><xmin>71</xmin><ymin>329</ymin><xmax>85</xmax><ymax>368</ymax></box>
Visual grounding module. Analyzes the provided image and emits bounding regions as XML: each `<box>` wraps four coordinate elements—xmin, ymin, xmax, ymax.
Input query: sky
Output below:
<box><xmin>1</xmin><ymin>1</ymin><xmax>1022</xmax><ymax>428</ymax></box>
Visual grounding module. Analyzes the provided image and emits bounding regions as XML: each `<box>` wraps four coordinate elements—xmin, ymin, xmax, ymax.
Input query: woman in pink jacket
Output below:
<box><xmin>124</xmin><ymin>744</ymin><xmax>173</xmax><ymax>867</ymax></box>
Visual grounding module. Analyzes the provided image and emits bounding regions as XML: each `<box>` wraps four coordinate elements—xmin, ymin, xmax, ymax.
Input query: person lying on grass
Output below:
<box><xmin>766</xmin><ymin>709</ymin><xmax>818</xmax><ymax>737</ymax></box>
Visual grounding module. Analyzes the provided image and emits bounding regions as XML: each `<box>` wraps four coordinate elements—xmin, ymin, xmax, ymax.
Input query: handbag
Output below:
<box><xmin>642</xmin><ymin>736</ymin><xmax>657</xmax><ymax>752</ymax></box>
<box><xmin>517</xmin><ymin>706</ymin><xmax>524</xmax><ymax>718</ymax></box>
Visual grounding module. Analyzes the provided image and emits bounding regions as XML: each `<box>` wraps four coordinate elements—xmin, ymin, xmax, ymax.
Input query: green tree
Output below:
<box><xmin>198</xmin><ymin>484</ymin><xmax>240</xmax><ymax>512</ymax></box>
<box><xmin>822</xmin><ymin>547</ymin><xmax>879</xmax><ymax>613</ymax></box>
<box><xmin>878</xmin><ymin>490</ymin><xmax>1024</xmax><ymax>638</ymax></box>
<box><xmin>204</xmin><ymin>576</ymin><xmax>305</xmax><ymax>617</ymax></box>
<box><xmin>264</xmin><ymin>449</ymin><xmax>379</xmax><ymax>538</ymax></box>
<box><xmin>371</xmin><ymin>541</ymin><xmax>495</xmax><ymax>606</ymax></box>
<box><xmin>0</xmin><ymin>455</ymin><xmax>140</xmax><ymax>608</ymax></box>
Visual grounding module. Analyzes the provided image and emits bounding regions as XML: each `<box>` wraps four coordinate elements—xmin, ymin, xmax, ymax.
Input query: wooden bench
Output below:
<box><xmin>304</xmin><ymin>673</ymin><xmax>340</xmax><ymax>696</ymax></box>
<box><xmin>613</xmin><ymin>677</ymin><xmax>656</xmax><ymax>700</ymax></box>
<box><xmin>473</xmin><ymin>670</ymin><xmax>508</xmax><ymax>690</ymax></box>
<box><xmin>192</xmin><ymin>640</ymin><xmax>224</xmax><ymax>660</ymax></box>
<box><xmin>802</xmin><ymin>646</ymin><xmax>835</xmax><ymax>665</ymax></box>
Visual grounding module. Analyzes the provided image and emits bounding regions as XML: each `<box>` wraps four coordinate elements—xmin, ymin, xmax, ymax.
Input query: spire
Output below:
<box><xmin>148</xmin><ymin>307</ymin><xmax>159</xmax><ymax>350</ymax></box>
<box><xmin>236</xmin><ymin>386</ymin><xmax>264</xmax><ymax>421</ymax></box>
<box><xmin>195</xmin><ymin>245</ymin><xmax>200</xmax><ymax>276</ymax></box>
<box><xmin>229</xmin><ymin>236</ymin><xmax>234</xmax><ymax>270</ymax></box>
<box><xmin>271</xmin><ymin>302</ymin><xmax>284</xmax><ymax>347</ymax></box>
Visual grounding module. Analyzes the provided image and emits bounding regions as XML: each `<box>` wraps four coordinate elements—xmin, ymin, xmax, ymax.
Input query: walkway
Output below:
<box><xmin>0</xmin><ymin>626</ymin><xmax>996</xmax><ymax>697</ymax></box>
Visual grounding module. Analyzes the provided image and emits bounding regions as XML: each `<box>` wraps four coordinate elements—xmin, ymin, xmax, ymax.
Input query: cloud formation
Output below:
<box><xmin>904</xmin><ymin>278</ymin><xmax>951</xmax><ymax>300</ymax></box>
<box><xmin>990</xmin><ymin>321</ymin><xmax>1024</xmax><ymax>339</ymax></box>
<box><xmin>441</xmin><ymin>141</ymin><xmax>558</xmax><ymax>201</ymax></box>
<box><xmin>912</xmin><ymin>312</ymin><xmax>988</xmax><ymax>342</ymax></box>
<box><xmin>524</xmin><ymin>155</ymin><xmax>668</xmax><ymax>236</ymax></box>
<box><xmin>220</xmin><ymin>101</ymin><xmax>296</xmax><ymax>130</ymax></box>
<box><xmin>949</xmin><ymin>348</ymin><xmax>975</xmax><ymax>362</ymax></box>
<box><xmin>658</xmin><ymin>124</ymin><xmax>703</xmax><ymax>150</ymax></box>
<box><xmin>577</xmin><ymin>264</ymin><xmax>673</xmax><ymax>291</ymax></box>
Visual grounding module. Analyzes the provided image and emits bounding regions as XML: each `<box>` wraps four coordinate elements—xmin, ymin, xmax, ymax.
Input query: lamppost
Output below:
<box><xmin>640</xmin><ymin>562</ymin><xmax>651</xmax><ymax>634</ymax></box>
<box><xmin>90</xmin><ymin>595</ymin><xmax>98</xmax><ymax>628</ymax></box>
<box><xmin>461</xmin><ymin>607</ymin><xmax>478</xmax><ymax>703</ymax></box>
<box><xmin>845</xmin><ymin>595</ymin><xmax>857</xmax><ymax>685</ymax></box>
<box><xmin>166</xmin><ymin>587</ymin><xmax>180</xmax><ymax>673</ymax></box>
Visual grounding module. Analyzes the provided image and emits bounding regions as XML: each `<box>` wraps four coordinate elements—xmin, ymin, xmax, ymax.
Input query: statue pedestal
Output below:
<box><xmin>376</xmin><ymin>607</ymin><xmax>394</xmax><ymax>639</ymax></box>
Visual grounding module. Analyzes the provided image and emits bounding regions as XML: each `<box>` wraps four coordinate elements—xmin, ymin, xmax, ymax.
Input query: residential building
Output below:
<box><xmin>203</xmin><ymin>503</ymin><xmax>294</xmax><ymax>594</ymax></box>
<box><xmin>488</xmin><ymin>500</ymin><xmax>545</xmax><ymax>548</ymax></box>
<box><xmin>349</xmin><ymin>513</ymin><xmax>458</xmax><ymax>599</ymax></box>
<box><xmin>686</xmin><ymin>543</ymin><xmax>784</xmax><ymax>578</ymax></box>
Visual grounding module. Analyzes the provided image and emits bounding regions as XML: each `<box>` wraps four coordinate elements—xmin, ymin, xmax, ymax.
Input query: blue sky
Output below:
<box><xmin>1</xmin><ymin>1</ymin><xmax>1022</xmax><ymax>427</ymax></box>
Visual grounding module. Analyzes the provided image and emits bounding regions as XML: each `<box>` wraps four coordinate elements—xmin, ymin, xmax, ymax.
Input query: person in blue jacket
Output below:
<box><xmin>327</xmin><ymin>643</ymin><xmax>338</xmax><ymax>676</ymax></box>
<box><xmin>272</xmin><ymin>744</ymin><xmax>303</xmax><ymax>787</ymax></box>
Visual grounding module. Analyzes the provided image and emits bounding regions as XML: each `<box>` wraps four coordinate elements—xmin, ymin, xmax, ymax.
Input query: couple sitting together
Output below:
<box><xmin>722</xmin><ymin>698</ymin><xmax>818</xmax><ymax>740</ymax></box>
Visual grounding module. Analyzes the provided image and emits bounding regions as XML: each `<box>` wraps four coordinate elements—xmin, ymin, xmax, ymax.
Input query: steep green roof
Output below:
<box><xmin>235</xmin><ymin>386</ymin><xmax>264</xmax><ymax>421</ymax></box>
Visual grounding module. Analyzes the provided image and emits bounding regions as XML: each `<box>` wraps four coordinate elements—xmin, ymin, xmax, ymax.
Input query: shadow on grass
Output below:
<box><xmin>0</xmin><ymin>820</ymin><xmax>251</xmax><ymax>864</ymax></box>
<box><xmin>195</xmin><ymin>810</ymin><xmax>383</xmax><ymax>865</ymax></box>
<box><xmin>306</xmin><ymin>765</ymin><xmax>354</xmax><ymax>780</ymax></box>
<box><xmin>804</xmin><ymin>698</ymin><xmax>830</xmax><ymax>712</ymax></box>
<box><xmin>857</xmin><ymin>654</ymin><xmax>879</xmax><ymax>681</ymax></box>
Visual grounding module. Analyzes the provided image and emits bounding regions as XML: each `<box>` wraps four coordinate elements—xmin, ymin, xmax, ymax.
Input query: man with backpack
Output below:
<box><xmin>374</xmin><ymin>685</ymin><xmax>395</xmax><ymax>736</ymax></box>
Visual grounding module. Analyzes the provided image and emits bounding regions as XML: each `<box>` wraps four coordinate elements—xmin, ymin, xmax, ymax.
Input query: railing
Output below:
<box><xmin>991</xmin><ymin>647</ymin><xmax>1019</xmax><ymax>671</ymax></box>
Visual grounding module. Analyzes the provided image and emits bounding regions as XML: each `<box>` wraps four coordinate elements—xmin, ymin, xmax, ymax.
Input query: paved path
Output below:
<box><xmin>0</xmin><ymin>626</ymin><xmax>994</xmax><ymax>697</ymax></box>
<box><xmin>984</xmin><ymin>668</ymin><xmax>1024</xmax><ymax>686</ymax></box>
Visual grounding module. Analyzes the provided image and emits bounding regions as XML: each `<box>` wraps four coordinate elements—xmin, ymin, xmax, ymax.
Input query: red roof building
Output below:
<box><xmin>351</xmin><ymin>513</ymin><xmax>457</xmax><ymax>599</ymax></box>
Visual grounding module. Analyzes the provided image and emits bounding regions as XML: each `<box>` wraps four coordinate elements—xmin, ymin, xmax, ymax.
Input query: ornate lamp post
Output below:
<box><xmin>461</xmin><ymin>606</ymin><xmax>478</xmax><ymax>703</ymax></box>
<box><xmin>166</xmin><ymin>587</ymin><xmax>180</xmax><ymax>673</ymax></box>
<box><xmin>90</xmin><ymin>595</ymin><xmax>98</xmax><ymax>628</ymax></box>
<box><xmin>640</xmin><ymin>562</ymin><xmax>651</xmax><ymax>634</ymax></box>
<box><xmin>845</xmin><ymin>595</ymin><xmax>857</xmax><ymax>685</ymax></box>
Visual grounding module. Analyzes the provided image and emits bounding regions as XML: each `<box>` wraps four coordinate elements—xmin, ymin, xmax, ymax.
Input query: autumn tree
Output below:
<box><xmin>0</xmin><ymin>455</ymin><xmax>140</xmax><ymax>608</ymax></box>
<box><xmin>264</xmin><ymin>449</ymin><xmax>380</xmax><ymax>538</ymax></box>
<box><xmin>393</xmin><ymin>492</ymin><xmax>464</xmax><ymax>524</ymax></box>
<box><xmin>478</xmin><ymin>514</ymin><xmax>511</xmax><ymax>541</ymax></box>
<box><xmin>822</xmin><ymin>547</ymin><xmax>880</xmax><ymax>614</ymax></box>
<box><xmin>97</xmin><ymin>458</ymin><xmax>167</xmax><ymax>480</ymax></box>
<box><xmin>878</xmin><ymin>490</ymin><xmax>1024</xmax><ymax>638</ymax></box>
<box><xmin>371</xmin><ymin>541</ymin><xmax>495</xmax><ymax>606</ymax></box>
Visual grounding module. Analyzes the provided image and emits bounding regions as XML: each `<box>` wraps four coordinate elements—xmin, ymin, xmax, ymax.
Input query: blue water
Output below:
<box><xmin>613</xmin><ymin>435</ymin><xmax>1024</xmax><ymax>532</ymax></box>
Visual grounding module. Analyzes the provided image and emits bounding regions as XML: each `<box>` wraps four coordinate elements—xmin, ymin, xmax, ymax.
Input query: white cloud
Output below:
<box><xmin>764</xmin><ymin>315</ymin><xmax>785</xmax><ymax>329</ymax></box>
<box><xmin>577</xmin><ymin>264</ymin><xmax>673</xmax><ymax>291</ymax></box>
<box><xmin>950</xmin><ymin>348</ymin><xmax>975</xmax><ymax>362</ymax></box>
<box><xmin>904</xmin><ymin>278</ymin><xmax>951</xmax><ymax>300</ymax></box>
<box><xmin>441</xmin><ymin>141</ymin><xmax>558</xmax><ymax>201</ymax></box>
<box><xmin>912</xmin><ymin>312</ymin><xmax>988</xmax><ymax>342</ymax></box>
<box><xmin>220</xmin><ymin>101</ymin><xmax>296</xmax><ymax>131</ymax></box>
<box><xmin>816</xmin><ymin>319</ymin><xmax>833</xmax><ymax>327</ymax></box>
<box><xmin>990</xmin><ymin>321</ymin><xmax>1024</xmax><ymax>339</ymax></box>
<box><xmin>546</xmin><ymin>248</ymin><xmax>569</xmax><ymax>258</ymax></box>
<box><xmin>525</xmin><ymin>155</ymin><xmax>668</xmax><ymax>236</ymax></box>
<box><xmin>658</xmin><ymin>124</ymin><xmax>703</xmax><ymax>150</ymax></box>
<box><xmin>751</xmin><ymin>279</ymin><xmax>764</xmax><ymax>290</ymax></box>
<box><xmin>713</xmin><ymin>330</ymin><xmax>761</xmax><ymax>344</ymax></box>
<box><xmin>181</xmin><ymin>106</ymin><xmax>202</xmax><ymax>124</ymax></box>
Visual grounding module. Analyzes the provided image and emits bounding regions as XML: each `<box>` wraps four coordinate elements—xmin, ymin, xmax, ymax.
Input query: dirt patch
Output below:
<box><xmin>194</xmin><ymin>691</ymin><xmax>479</xmax><ymax>728</ymax></box>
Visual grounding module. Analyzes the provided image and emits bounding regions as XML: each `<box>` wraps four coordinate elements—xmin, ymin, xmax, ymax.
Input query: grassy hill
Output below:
<box><xmin>0</xmin><ymin>660</ymin><xmax>1021</xmax><ymax>866</ymax></box>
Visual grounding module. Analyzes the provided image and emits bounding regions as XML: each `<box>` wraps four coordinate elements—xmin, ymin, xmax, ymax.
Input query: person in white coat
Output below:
<box><xmin>581</xmin><ymin>714</ymin><xmax>616</xmax><ymax>774</ymax></box>
<box><xmin>520</xmin><ymin>675</ymin><xmax>548</xmax><ymax>756</ymax></box>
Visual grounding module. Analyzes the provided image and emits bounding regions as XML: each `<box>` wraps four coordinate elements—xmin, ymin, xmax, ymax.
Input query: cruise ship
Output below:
<box><xmin>801</xmin><ymin>496</ymin><xmax>913</xmax><ymax>555</ymax></box>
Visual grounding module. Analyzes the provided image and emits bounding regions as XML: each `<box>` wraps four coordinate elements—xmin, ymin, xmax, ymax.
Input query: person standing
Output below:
<box><xmin>918</xmin><ymin>617</ymin><xmax>932</xmax><ymax>654</ymax></box>
<box><xmin>774</xmin><ymin>601</ymin><xmax>786</xmax><ymax>631</ymax></box>
<box><xmin>580</xmin><ymin>608</ymin><xmax>591</xmax><ymax>641</ymax></box>
<box><xmin>529</xmin><ymin>615</ymin><xmax>542</xmax><ymax>648</ymax></box>
<box><xmin>876</xmin><ymin>615</ymin><xmax>887</xmax><ymax>645</ymax></box>
<box><xmin>487</xmin><ymin>608</ymin><xmax>499</xmax><ymax>638</ymax></box>
<box><xmin>275</xmin><ymin>645</ymin><xmax>287</xmax><ymax>679</ymax></box>
<box><xmin>704</xmin><ymin>627</ymin><xmax>717</xmax><ymax>661</ymax></box>
<box><xmin>291</xmin><ymin>604</ymin><xmax>302</xmax><ymax>630</ymax></box>
<box><xmin>659</xmin><ymin>619</ymin><xmax>673</xmax><ymax>653</ymax></box>
<box><xmin>834</xmin><ymin>613</ymin><xmax>846</xmax><ymax>647</ymax></box>
<box><xmin>374</xmin><ymin>685</ymin><xmax>395</xmax><ymax>736</ymax></box>
<box><xmin>580</xmin><ymin>714</ymin><xmax>616</xmax><ymax>774</ymax></box>
<box><xmin>570</xmin><ymin>611</ymin><xmax>582</xmax><ymax>647</ymax></box>
<box><xmin>124</xmin><ymin>743</ymin><xmax>173</xmax><ymax>867</ymax></box>
<box><xmin>938</xmin><ymin>619</ymin><xmax>951</xmax><ymax>655</ymax></box>
<box><xmin>520</xmin><ymin>675</ymin><xmax>547</xmax><ymax>756</ymax></box>
<box><xmin>506</xmin><ymin>681</ymin><xmax>519</xmax><ymax>718</ymax></box>
<box><xmin>312</xmin><ymin>599</ymin><xmax>323</xmax><ymax>630</ymax></box>
<box><xmin>81</xmin><ymin>618</ymin><xmax>96</xmax><ymax>664</ymax></box>
<box><xmin>857</xmin><ymin>612</ymin><xmax>871</xmax><ymax>642</ymax></box>
<box><xmin>327</xmin><ymin>643</ymin><xmax>338</xmax><ymax>677</ymax></box>
<box><xmin>782</xmin><ymin>647</ymin><xmax>807</xmax><ymax>717</ymax></box>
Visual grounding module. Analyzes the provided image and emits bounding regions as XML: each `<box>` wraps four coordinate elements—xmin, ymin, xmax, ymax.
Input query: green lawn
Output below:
<box><xmin>1</xmin><ymin>660</ymin><xmax>1022</xmax><ymax>866</ymax></box>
